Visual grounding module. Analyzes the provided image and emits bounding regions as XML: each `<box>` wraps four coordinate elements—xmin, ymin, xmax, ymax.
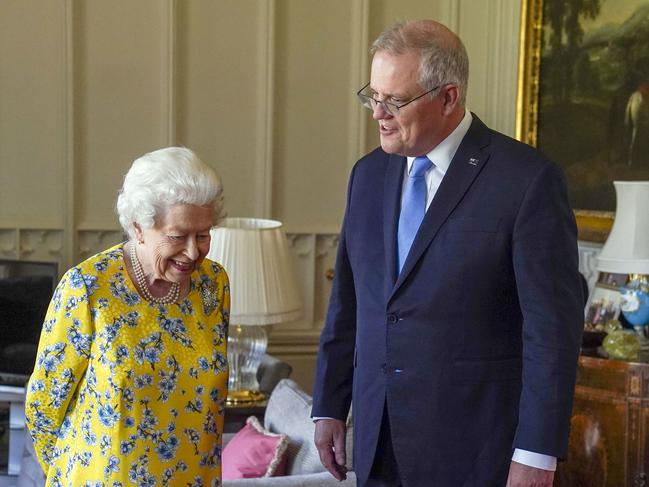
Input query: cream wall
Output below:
<box><xmin>0</xmin><ymin>0</ymin><xmax>522</xmax><ymax>393</ymax></box>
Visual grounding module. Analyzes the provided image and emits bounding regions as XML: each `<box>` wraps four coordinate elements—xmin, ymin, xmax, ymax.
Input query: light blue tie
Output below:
<box><xmin>397</xmin><ymin>156</ymin><xmax>433</xmax><ymax>272</ymax></box>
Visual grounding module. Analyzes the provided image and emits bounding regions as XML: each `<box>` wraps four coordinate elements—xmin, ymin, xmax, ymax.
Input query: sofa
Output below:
<box><xmin>257</xmin><ymin>354</ymin><xmax>293</xmax><ymax>395</ymax></box>
<box><xmin>223</xmin><ymin>378</ymin><xmax>356</xmax><ymax>486</ymax></box>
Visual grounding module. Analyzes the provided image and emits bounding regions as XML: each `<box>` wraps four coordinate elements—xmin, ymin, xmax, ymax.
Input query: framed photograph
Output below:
<box><xmin>584</xmin><ymin>271</ymin><xmax>629</xmax><ymax>329</ymax></box>
<box><xmin>516</xmin><ymin>0</ymin><xmax>649</xmax><ymax>242</ymax></box>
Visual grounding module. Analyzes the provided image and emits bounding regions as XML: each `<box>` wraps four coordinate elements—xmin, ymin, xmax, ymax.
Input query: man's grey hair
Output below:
<box><xmin>371</xmin><ymin>20</ymin><xmax>469</xmax><ymax>106</ymax></box>
<box><xmin>116</xmin><ymin>147</ymin><xmax>224</xmax><ymax>240</ymax></box>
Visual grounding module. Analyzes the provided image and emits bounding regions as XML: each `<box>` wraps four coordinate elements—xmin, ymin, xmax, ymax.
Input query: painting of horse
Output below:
<box><xmin>625</xmin><ymin>84</ymin><xmax>649</xmax><ymax>165</ymax></box>
<box><xmin>536</xmin><ymin>0</ymin><xmax>649</xmax><ymax>211</ymax></box>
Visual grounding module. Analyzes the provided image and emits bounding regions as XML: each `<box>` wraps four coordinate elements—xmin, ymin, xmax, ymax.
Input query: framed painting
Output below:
<box><xmin>584</xmin><ymin>271</ymin><xmax>628</xmax><ymax>330</ymax></box>
<box><xmin>516</xmin><ymin>0</ymin><xmax>649</xmax><ymax>242</ymax></box>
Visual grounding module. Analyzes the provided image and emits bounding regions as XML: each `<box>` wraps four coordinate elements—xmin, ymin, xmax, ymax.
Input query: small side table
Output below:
<box><xmin>224</xmin><ymin>401</ymin><xmax>267</xmax><ymax>433</ymax></box>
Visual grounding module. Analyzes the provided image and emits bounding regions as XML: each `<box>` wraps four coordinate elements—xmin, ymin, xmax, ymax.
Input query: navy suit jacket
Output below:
<box><xmin>312</xmin><ymin>115</ymin><xmax>584</xmax><ymax>486</ymax></box>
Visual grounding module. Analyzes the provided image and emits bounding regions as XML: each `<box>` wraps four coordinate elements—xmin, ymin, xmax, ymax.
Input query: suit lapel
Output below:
<box><xmin>383</xmin><ymin>153</ymin><xmax>406</xmax><ymax>286</ymax></box>
<box><xmin>389</xmin><ymin>115</ymin><xmax>492</xmax><ymax>300</ymax></box>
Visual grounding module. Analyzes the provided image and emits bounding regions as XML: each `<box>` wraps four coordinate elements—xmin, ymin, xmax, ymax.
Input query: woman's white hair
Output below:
<box><xmin>116</xmin><ymin>147</ymin><xmax>224</xmax><ymax>240</ymax></box>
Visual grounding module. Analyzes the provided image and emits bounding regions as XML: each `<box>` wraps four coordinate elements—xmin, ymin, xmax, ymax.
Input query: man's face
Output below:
<box><xmin>370</xmin><ymin>49</ymin><xmax>444</xmax><ymax>157</ymax></box>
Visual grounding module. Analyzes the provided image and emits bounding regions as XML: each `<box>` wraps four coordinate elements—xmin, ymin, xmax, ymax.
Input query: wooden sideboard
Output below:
<box><xmin>556</xmin><ymin>354</ymin><xmax>649</xmax><ymax>487</ymax></box>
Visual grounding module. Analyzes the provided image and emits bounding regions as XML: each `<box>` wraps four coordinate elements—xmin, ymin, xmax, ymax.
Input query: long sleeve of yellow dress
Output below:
<box><xmin>25</xmin><ymin>244</ymin><xmax>230</xmax><ymax>487</ymax></box>
<box><xmin>26</xmin><ymin>266</ymin><xmax>94</xmax><ymax>475</ymax></box>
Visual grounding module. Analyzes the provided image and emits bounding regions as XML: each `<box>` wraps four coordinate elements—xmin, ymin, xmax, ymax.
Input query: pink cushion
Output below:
<box><xmin>222</xmin><ymin>416</ymin><xmax>289</xmax><ymax>479</ymax></box>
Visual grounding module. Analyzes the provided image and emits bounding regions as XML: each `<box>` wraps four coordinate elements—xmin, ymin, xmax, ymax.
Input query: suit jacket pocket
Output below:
<box><xmin>451</xmin><ymin>357</ymin><xmax>521</xmax><ymax>383</ymax></box>
<box><xmin>446</xmin><ymin>216</ymin><xmax>501</xmax><ymax>233</ymax></box>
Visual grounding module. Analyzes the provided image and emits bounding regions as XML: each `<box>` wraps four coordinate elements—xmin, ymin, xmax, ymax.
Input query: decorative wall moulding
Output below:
<box><xmin>316</xmin><ymin>234</ymin><xmax>339</xmax><ymax>259</ymax></box>
<box><xmin>19</xmin><ymin>229</ymin><xmax>64</xmax><ymax>261</ymax></box>
<box><xmin>0</xmin><ymin>230</ymin><xmax>18</xmax><ymax>258</ymax></box>
<box><xmin>77</xmin><ymin>230</ymin><xmax>124</xmax><ymax>260</ymax></box>
<box><xmin>268</xmin><ymin>332</ymin><xmax>321</xmax><ymax>354</ymax></box>
<box><xmin>286</xmin><ymin>233</ymin><xmax>314</xmax><ymax>259</ymax></box>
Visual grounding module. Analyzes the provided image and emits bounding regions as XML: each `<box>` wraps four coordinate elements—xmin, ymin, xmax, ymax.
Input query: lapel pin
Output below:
<box><xmin>468</xmin><ymin>157</ymin><xmax>479</xmax><ymax>166</ymax></box>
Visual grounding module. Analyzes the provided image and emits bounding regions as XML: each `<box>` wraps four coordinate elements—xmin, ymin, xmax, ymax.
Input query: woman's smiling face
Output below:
<box><xmin>134</xmin><ymin>204</ymin><xmax>215</xmax><ymax>284</ymax></box>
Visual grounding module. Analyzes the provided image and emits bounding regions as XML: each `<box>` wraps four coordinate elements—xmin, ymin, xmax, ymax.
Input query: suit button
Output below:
<box><xmin>380</xmin><ymin>364</ymin><xmax>403</xmax><ymax>374</ymax></box>
<box><xmin>387</xmin><ymin>314</ymin><xmax>398</xmax><ymax>324</ymax></box>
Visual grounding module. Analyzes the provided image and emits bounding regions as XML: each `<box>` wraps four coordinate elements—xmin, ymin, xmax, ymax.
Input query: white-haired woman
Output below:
<box><xmin>25</xmin><ymin>147</ymin><xmax>229</xmax><ymax>487</ymax></box>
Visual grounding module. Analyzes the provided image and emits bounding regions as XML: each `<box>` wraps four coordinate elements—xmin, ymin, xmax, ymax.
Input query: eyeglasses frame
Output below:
<box><xmin>356</xmin><ymin>82</ymin><xmax>442</xmax><ymax>116</ymax></box>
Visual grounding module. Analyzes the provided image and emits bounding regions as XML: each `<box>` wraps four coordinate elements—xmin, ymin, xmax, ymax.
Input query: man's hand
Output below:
<box><xmin>506</xmin><ymin>461</ymin><xmax>554</xmax><ymax>487</ymax></box>
<box><xmin>314</xmin><ymin>418</ymin><xmax>348</xmax><ymax>481</ymax></box>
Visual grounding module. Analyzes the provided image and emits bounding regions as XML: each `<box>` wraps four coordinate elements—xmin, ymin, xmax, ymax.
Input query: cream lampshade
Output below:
<box><xmin>595</xmin><ymin>182</ymin><xmax>649</xmax><ymax>351</ymax></box>
<box><xmin>597</xmin><ymin>181</ymin><xmax>649</xmax><ymax>274</ymax></box>
<box><xmin>208</xmin><ymin>218</ymin><xmax>302</xmax><ymax>405</ymax></box>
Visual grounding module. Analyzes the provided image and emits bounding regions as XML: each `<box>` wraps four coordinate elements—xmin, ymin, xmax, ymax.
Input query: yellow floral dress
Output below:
<box><xmin>25</xmin><ymin>243</ymin><xmax>229</xmax><ymax>487</ymax></box>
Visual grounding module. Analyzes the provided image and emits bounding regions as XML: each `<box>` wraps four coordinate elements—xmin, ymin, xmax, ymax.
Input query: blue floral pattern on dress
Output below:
<box><xmin>26</xmin><ymin>244</ymin><xmax>229</xmax><ymax>487</ymax></box>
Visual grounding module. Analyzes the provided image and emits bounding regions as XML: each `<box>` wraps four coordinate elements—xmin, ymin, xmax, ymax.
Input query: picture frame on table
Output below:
<box><xmin>516</xmin><ymin>0</ymin><xmax>649</xmax><ymax>243</ymax></box>
<box><xmin>584</xmin><ymin>271</ymin><xmax>629</xmax><ymax>330</ymax></box>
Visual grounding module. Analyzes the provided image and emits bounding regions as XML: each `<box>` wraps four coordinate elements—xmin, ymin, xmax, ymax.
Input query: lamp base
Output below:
<box><xmin>227</xmin><ymin>324</ymin><xmax>269</xmax><ymax>406</ymax></box>
<box><xmin>226</xmin><ymin>389</ymin><xmax>267</xmax><ymax>406</ymax></box>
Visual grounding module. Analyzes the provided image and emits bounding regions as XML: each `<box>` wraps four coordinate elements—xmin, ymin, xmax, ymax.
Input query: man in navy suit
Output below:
<box><xmin>312</xmin><ymin>20</ymin><xmax>583</xmax><ymax>487</ymax></box>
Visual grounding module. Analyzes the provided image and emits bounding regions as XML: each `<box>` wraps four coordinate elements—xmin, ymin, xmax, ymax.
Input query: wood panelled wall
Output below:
<box><xmin>0</xmin><ymin>0</ymin><xmax>522</xmax><ymax>393</ymax></box>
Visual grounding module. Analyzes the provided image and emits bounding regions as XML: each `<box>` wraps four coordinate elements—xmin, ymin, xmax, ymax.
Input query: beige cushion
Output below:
<box><xmin>264</xmin><ymin>379</ymin><xmax>353</xmax><ymax>475</ymax></box>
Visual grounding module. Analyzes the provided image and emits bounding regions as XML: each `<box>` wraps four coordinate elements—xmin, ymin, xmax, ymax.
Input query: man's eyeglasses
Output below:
<box><xmin>356</xmin><ymin>82</ymin><xmax>440</xmax><ymax>116</ymax></box>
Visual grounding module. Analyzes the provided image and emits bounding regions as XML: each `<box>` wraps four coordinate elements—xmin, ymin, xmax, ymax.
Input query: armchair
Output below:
<box><xmin>257</xmin><ymin>353</ymin><xmax>293</xmax><ymax>395</ymax></box>
<box><xmin>223</xmin><ymin>378</ymin><xmax>356</xmax><ymax>486</ymax></box>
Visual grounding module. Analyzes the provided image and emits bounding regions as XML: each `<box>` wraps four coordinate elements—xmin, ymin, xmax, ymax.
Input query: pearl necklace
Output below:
<box><xmin>129</xmin><ymin>243</ymin><xmax>179</xmax><ymax>305</ymax></box>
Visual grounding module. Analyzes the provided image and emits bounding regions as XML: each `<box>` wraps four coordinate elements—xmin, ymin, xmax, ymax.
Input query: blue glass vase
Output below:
<box><xmin>620</xmin><ymin>274</ymin><xmax>649</xmax><ymax>350</ymax></box>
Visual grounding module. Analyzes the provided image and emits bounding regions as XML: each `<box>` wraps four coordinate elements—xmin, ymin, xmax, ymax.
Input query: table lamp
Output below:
<box><xmin>597</xmin><ymin>181</ymin><xmax>649</xmax><ymax>347</ymax></box>
<box><xmin>208</xmin><ymin>218</ymin><xmax>302</xmax><ymax>405</ymax></box>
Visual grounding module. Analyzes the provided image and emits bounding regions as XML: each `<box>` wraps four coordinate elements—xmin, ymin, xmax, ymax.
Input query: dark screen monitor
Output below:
<box><xmin>0</xmin><ymin>259</ymin><xmax>58</xmax><ymax>385</ymax></box>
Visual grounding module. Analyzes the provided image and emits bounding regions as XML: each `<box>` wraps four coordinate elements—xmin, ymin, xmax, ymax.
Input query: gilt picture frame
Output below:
<box><xmin>516</xmin><ymin>0</ymin><xmax>649</xmax><ymax>242</ymax></box>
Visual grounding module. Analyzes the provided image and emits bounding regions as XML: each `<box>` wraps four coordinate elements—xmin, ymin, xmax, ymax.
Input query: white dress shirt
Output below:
<box><xmin>402</xmin><ymin>108</ymin><xmax>472</xmax><ymax>208</ymax></box>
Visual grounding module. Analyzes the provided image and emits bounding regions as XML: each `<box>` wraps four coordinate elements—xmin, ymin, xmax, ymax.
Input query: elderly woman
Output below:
<box><xmin>25</xmin><ymin>147</ymin><xmax>229</xmax><ymax>486</ymax></box>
